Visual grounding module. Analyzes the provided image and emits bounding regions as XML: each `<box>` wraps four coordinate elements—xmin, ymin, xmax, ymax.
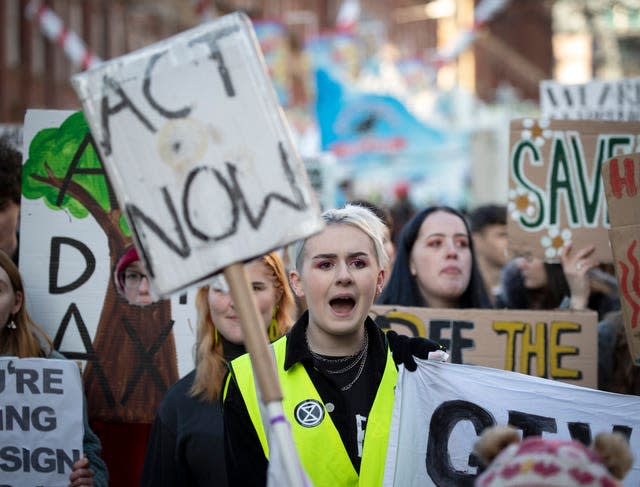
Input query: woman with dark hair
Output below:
<box><xmin>496</xmin><ymin>258</ymin><xmax>569</xmax><ymax>310</ymax></box>
<box><xmin>496</xmin><ymin>246</ymin><xmax>620</xmax><ymax>321</ymax></box>
<box><xmin>0</xmin><ymin>250</ymin><xmax>108</xmax><ymax>486</ymax></box>
<box><xmin>378</xmin><ymin>206</ymin><xmax>491</xmax><ymax>309</ymax></box>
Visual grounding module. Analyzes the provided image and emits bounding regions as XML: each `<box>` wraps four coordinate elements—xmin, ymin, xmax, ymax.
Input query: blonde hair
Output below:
<box><xmin>189</xmin><ymin>251</ymin><xmax>294</xmax><ymax>402</ymax></box>
<box><xmin>292</xmin><ymin>204</ymin><xmax>388</xmax><ymax>272</ymax></box>
<box><xmin>0</xmin><ymin>250</ymin><xmax>53</xmax><ymax>358</ymax></box>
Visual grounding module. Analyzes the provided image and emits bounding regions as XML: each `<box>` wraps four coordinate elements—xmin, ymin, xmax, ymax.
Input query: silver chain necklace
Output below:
<box><xmin>307</xmin><ymin>328</ymin><xmax>369</xmax><ymax>391</ymax></box>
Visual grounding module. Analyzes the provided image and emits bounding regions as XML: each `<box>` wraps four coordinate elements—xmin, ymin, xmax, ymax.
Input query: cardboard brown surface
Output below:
<box><xmin>602</xmin><ymin>153</ymin><xmax>640</xmax><ymax>365</ymax></box>
<box><xmin>608</xmin><ymin>225</ymin><xmax>640</xmax><ymax>364</ymax></box>
<box><xmin>370</xmin><ymin>305</ymin><xmax>598</xmax><ymax>388</ymax></box>
<box><xmin>507</xmin><ymin>118</ymin><xmax>640</xmax><ymax>262</ymax></box>
<box><xmin>602</xmin><ymin>153</ymin><xmax>640</xmax><ymax>227</ymax></box>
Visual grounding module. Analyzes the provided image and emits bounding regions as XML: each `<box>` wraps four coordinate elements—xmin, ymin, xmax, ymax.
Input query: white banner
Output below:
<box><xmin>0</xmin><ymin>357</ymin><xmax>83</xmax><ymax>487</ymax></box>
<box><xmin>383</xmin><ymin>361</ymin><xmax>640</xmax><ymax>487</ymax></box>
<box><xmin>540</xmin><ymin>77</ymin><xmax>640</xmax><ymax>121</ymax></box>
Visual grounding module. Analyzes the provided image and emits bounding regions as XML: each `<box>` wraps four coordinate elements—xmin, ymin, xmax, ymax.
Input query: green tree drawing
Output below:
<box><xmin>22</xmin><ymin>111</ymin><xmax>178</xmax><ymax>423</ymax></box>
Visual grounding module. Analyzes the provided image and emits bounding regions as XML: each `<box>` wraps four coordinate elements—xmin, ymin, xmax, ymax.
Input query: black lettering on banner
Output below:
<box><xmin>568</xmin><ymin>422</ymin><xmax>634</xmax><ymax>445</ymax></box>
<box><xmin>0</xmin><ymin>406</ymin><xmax>57</xmax><ymax>432</ymax></box>
<box><xmin>53</xmin><ymin>304</ymin><xmax>116</xmax><ymax>408</ymax></box>
<box><xmin>42</xmin><ymin>368</ymin><xmax>63</xmax><ymax>394</ymax></box>
<box><xmin>613</xmin><ymin>425</ymin><xmax>633</xmax><ymax>441</ymax></box>
<box><xmin>183</xmin><ymin>165</ymin><xmax>239</xmax><ymax>242</ymax></box>
<box><xmin>126</xmin><ymin>187</ymin><xmax>191</xmax><ymax>279</ymax></box>
<box><xmin>568</xmin><ymin>422</ymin><xmax>592</xmax><ymax>445</ymax></box>
<box><xmin>119</xmin><ymin>317</ymin><xmax>176</xmax><ymax>405</ymax></box>
<box><xmin>55</xmin><ymin>131</ymin><xmax>117</xmax><ymax>210</ymax></box>
<box><xmin>508</xmin><ymin>410</ymin><xmax>557</xmax><ymax>437</ymax></box>
<box><xmin>0</xmin><ymin>446</ymin><xmax>20</xmax><ymax>472</ymax></box>
<box><xmin>15</xmin><ymin>369</ymin><xmax>38</xmax><ymax>394</ymax></box>
<box><xmin>426</xmin><ymin>400</ymin><xmax>495</xmax><ymax>487</ymax></box>
<box><xmin>543</xmin><ymin>84</ymin><xmax>586</xmax><ymax>109</ymax></box>
<box><xmin>429</xmin><ymin>320</ymin><xmax>474</xmax><ymax>364</ymax></box>
<box><xmin>188</xmin><ymin>25</ymin><xmax>240</xmax><ymax>97</ymax></box>
<box><xmin>127</xmin><ymin>142</ymin><xmax>307</xmax><ymax>274</ymax></box>
<box><xmin>100</xmin><ymin>75</ymin><xmax>157</xmax><ymax>156</ymax></box>
<box><xmin>0</xmin><ymin>447</ymin><xmax>80</xmax><ymax>474</ymax></box>
<box><xmin>49</xmin><ymin>237</ymin><xmax>96</xmax><ymax>294</ymax></box>
<box><xmin>143</xmin><ymin>52</ymin><xmax>191</xmax><ymax>119</ymax></box>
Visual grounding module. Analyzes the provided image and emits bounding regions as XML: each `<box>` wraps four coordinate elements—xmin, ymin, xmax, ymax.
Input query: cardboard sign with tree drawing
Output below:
<box><xmin>507</xmin><ymin>118</ymin><xmax>640</xmax><ymax>261</ymax></box>
<box><xmin>71</xmin><ymin>13</ymin><xmax>323</xmax><ymax>297</ymax></box>
<box><xmin>602</xmin><ymin>153</ymin><xmax>640</xmax><ymax>365</ymax></box>
<box><xmin>20</xmin><ymin>109</ymin><xmax>196</xmax><ymax>423</ymax></box>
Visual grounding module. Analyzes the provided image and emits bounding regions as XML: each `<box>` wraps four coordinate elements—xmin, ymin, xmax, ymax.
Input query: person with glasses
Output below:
<box><xmin>114</xmin><ymin>247</ymin><xmax>156</xmax><ymax>307</ymax></box>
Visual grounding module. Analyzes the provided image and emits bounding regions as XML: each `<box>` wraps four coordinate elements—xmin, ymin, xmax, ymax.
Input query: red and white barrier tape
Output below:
<box><xmin>430</xmin><ymin>0</ymin><xmax>510</xmax><ymax>69</ymax></box>
<box><xmin>25</xmin><ymin>0</ymin><xmax>102</xmax><ymax>71</ymax></box>
<box><xmin>193</xmin><ymin>0</ymin><xmax>214</xmax><ymax>23</ymax></box>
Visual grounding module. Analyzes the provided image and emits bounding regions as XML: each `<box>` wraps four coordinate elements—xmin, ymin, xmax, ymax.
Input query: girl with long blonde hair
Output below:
<box><xmin>141</xmin><ymin>251</ymin><xmax>295</xmax><ymax>486</ymax></box>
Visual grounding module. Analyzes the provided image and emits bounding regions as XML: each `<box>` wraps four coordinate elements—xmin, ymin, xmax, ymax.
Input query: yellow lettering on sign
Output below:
<box><xmin>549</xmin><ymin>321</ymin><xmax>581</xmax><ymax>380</ymax></box>
<box><xmin>519</xmin><ymin>322</ymin><xmax>547</xmax><ymax>376</ymax></box>
<box><xmin>493</xmin><ymin>322</ymin><xmax>525</xmax><ymax>371</ymax></box>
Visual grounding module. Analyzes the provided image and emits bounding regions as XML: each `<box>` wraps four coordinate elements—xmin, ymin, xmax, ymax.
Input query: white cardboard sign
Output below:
<box><xmin>0</xmin><ymin>358</ymin><xmax>83</xmax><ymax>487</ymax></box>
<box><xmin>540</xmin><ymin>77</ymin><xmax>640</xmax><ymax>121</ymax></box>
<box><xmin>72</xmin><ymin>12</ymin><xmax>323</xmax><ymax>296</ymax></box>
<box><xmin>20</xmin><ymin>109</ymin><xmax>198</xmax><ymax>423</ymax></box>
<box><xmin>383</xmin><ymin>361</ymin><xmax>640</xmax><ymax>487</ymax></box>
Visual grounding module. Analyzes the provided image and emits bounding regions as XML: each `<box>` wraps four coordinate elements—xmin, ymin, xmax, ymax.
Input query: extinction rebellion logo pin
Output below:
<box><xmin>294</xmin><ymin>400</ymin><xmax>325</xmax><ymax>427</ymax></box>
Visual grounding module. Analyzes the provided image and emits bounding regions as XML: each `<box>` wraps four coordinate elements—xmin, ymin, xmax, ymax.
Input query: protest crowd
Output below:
<box><xmin>2</xmin><ymin>1</ymin><xmax>640</xmax><ymax>487</ymax></box>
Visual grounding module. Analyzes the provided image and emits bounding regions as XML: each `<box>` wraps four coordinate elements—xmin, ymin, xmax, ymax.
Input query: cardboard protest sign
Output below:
<box><xmin>371</xmin><ymin>305</ymin><xmax>598</xmax><ymax>388</ymax></box>
<box><xmin>383</xmin><ymin>361</ymin><xmax>640</xmax><ymax>487</ymax></box>
<box><xmin>0</xmin><ymin>358</ymin><xmax>83</xmax><ymax>487</ymax></box>
<box><xmin>540</xmin><ymin>77</ymin><xmax>640</xmax><ymax>121</ymax></box>
<box><xmin>71</xmin><ymin>12</ymin><xmax>323</xmax><ymax>297</ymax></box>
<box><xmin>602</xmin><ymin>153</ymin><xmax>640</xmax><ymax>364</ymax></box>
<box><xmin>507</xmin><ymin>118</ymin><xmax>640</xmax><ymax>262</ymax></box>
<box><xmin>20</xmin><ymin>109</ymin><xmax>197</xmax><ymax>423</ymax></box>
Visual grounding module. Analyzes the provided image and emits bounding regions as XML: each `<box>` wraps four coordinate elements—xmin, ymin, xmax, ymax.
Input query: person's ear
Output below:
<box><xmin>409</xmin><ymin>258</ymin><xmax>417</xmax><ymax>277</ymax></box>
<box><xmin>289</xmin><ymin>271</ymin><xmax>305</xmax><ymax>298</ymax></box>
<box><xmin>12</xmin><ymin>290</ymin><xmax>23</xmax><ymax>315</ymax></box>
<box><xmin>375</xmin><ymin>269</ymin><xmax>385</xmax><ymax>297</ymax></box>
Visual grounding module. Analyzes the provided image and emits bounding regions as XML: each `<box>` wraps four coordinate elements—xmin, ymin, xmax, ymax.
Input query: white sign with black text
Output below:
<box><xmin>383</xmin><ymin>360</ymin><xmax>640</xmax><ymax>487</ymax></box>
<box><xmin>72</xmin><ymin>12</ymin><xmax>323</xmax><ymax>297</ymax></box>
<box><xmin>0</xmin><ymin>357</ymin><xmax>83</xmax><ymax>487</ymax></box>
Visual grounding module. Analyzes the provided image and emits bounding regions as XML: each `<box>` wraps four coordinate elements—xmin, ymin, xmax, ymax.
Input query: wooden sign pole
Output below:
<box><xmin>224</xmin><ymin>262</ymin><xmax>282</xmax><ymax>403</ymax></box>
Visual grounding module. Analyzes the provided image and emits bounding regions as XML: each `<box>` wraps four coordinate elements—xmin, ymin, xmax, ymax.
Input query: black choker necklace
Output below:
<box><xmin>307</xmin><ymin>327</ymin><xmax>369</xmax><ymax>391</ymax></box>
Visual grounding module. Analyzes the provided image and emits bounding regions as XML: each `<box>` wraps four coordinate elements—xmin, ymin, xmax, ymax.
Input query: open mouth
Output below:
<box><xmin>329</xmin><ymin>296</ymin><xmax>356</xmax><ymax>314</ymax></box>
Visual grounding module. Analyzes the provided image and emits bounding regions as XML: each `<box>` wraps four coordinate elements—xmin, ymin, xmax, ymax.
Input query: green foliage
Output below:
<box><xmin>22</xmin><ymin>112</ymin><xmax>112</xmax><ymax>219</ymax></box>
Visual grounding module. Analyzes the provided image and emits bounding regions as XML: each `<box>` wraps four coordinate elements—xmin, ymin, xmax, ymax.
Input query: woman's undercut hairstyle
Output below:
<box><xmin>292</xmin><ymin>204</ymin><xmax>388</xmax><ymax>272</ymax></box>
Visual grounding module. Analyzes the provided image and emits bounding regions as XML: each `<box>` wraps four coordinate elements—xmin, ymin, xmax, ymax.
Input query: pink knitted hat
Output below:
<box><xmin>114</xmin><ymin>246</ymin><xmax>139</xmax><ymax>294</ymax></box>
<box><xmin>475</xmin><ymin>436</ymin><xmax>622</xmax><ymax>487</ymax></box>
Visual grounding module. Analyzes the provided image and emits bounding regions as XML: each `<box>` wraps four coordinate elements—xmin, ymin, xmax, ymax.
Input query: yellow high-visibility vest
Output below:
<box><xmin>228</xmin><ymin>335</ymin><xmax>397</xmax><ymax>487</ymax></box>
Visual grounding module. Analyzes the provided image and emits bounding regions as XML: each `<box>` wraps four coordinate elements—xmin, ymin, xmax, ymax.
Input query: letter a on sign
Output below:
<box><xmin>72</xmin><ymin>12</ymin><xmax>323</xmax><ymax>296</ymax></box>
